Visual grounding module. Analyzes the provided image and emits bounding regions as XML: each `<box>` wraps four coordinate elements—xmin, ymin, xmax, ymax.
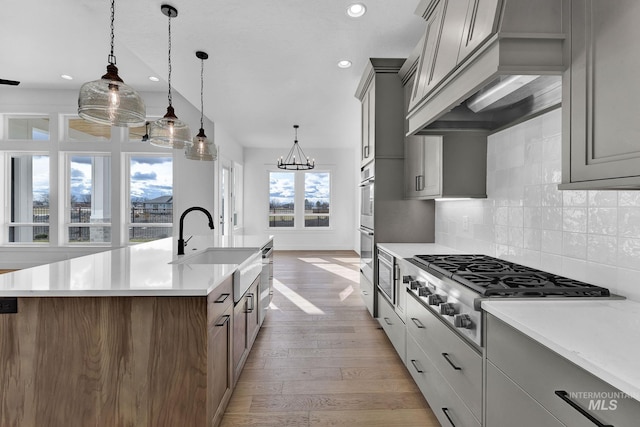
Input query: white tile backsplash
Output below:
<box><xmin>435</xmin><ymin>108</ymin><xmax>640</xmax><ymax>302</ymax></box>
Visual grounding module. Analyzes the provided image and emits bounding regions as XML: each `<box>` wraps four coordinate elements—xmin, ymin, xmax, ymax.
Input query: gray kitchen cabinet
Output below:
<box><xmin>561</xmin><ymin>0</ymin><xmax>640</xmax><ymax>189</ymax></box>
<box><xmin>406</xmin><ymin>333</ymin><xmax>481</xmax><ymax>427</ymax></box>
<box><xmin>377</xmin><ymin>290</ymin><xmax>406</xmax><ymax>363</ymax></box>
<box><xmin>361</xmin><ymin>83</ymin><xmax>375</xmax><ymax>166</ymax></box>
<box><xmin>485</xmin><ymin>313</ymin><xmax>640</xmax><ymax>427</ymax></box>
<box><xmin>407</xmin><ymin>292</ymin><xmax>482</xmax><ymax>421</ymax></box>
<box><xmin>359</xmin><ymin>271</ymin><xmax>375</xmax><ymax>317</ymax></box>
<box><xmin>404</xmin><ymin>133</ymin><xmax>487</xmax><ymax>199</ymax></box>
<box><xmin>233</xmin><ymin>275</ymin><xmax>260</xmax><ymax>384</ymax></box>
<box><xmin>355</xmin><ymin>58</ymin><xmax>406</xmax><ymax>166</ymax></box>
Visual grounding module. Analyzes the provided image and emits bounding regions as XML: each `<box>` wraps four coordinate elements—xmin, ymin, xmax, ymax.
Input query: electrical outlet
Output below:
<box><xmin>462</xmin><ymin>215</ymin><xmax>469</xmax><ymax>232</ymax></box>
<box><xmin>0</xmin><ymin>298</ymin><xmax>18</xmax><ymax>314</ymax></box>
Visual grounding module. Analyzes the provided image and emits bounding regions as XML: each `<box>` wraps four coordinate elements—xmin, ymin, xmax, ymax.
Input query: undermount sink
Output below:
<box><xmin>172</xmin><ymin>247</ymin><xmax>262</xmax><ymax>304</ymax></box>
<box><xmin>173</xmin><ymin>247</ymin><xmax>260</xmax><ymax>265</ymax></box>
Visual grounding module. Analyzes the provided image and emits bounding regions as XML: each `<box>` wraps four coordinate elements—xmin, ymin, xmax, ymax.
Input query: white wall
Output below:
<box><xmin>243</xmin><ymin>146</ymin><xmax>357</xmax><ymax>251</ymax></box>
<box><xmin>435</xmin><ymin>108</ymin><xmax>640</xmax><ymax>302</ymax></box>
<box><xmin>0</xmin><ymin>86</ymin><xmax>242</xmax><ymax>268</ymax></box>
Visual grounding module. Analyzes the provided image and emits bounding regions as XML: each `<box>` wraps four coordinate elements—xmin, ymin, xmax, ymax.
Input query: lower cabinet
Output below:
<box><xmin>208</xmin><ymin>303</ymin><xmax>233</xmax><ymax>427</ymax></box>
<box><xmin>377</xmin><ymin>291</ymin><xmax>406</xmax><ymax>362</ymax></box>
<box><xmin>406</xmin><ymin>334</ymin><xmax>481</xmax><ymax>427</ymax></box>
<box><xmin>486</xmin><ymin>313</ymin><xmax>640</xmax><ymax>427</ymax></box>
<box><xmin>233</xmin><ymin>275</ymin><xmax>260</xmax><ymax>384</ymax></box>
<box><xmin>360</xmin><ymin>271</ymin><xmax>375</xmax><ymax>317</ymax></box>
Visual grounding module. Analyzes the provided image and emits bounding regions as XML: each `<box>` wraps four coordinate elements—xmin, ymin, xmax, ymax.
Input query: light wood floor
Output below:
<box><xmin>220</xmin><ymin>250</ymin><xmax>440</xmax><ymax>427</ymax></box>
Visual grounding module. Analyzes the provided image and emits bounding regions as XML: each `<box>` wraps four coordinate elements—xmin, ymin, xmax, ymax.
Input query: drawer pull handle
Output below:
<box><xmin>554</xmin><ymin>390</ymin><xmax>614</xmax><ymax>427</ymax></box>
<box><xmin>411</xmin><ymin>317</ymin><xmax>426</xmax><ymax>329</ymax></box>
<box><xmin>442</xmin><ymin>408</ymin><xmax>456</xmax><ymax>427</ymax></box>
<box><xmin>214</xmin><ymin>293</ymin><xmax>230</xmax><ymax>303</ymax></box>
<box><xmin>442</xmin><ymin>353</ymin><xmax>462</xmax><ymax>371</ymax></box>
<box><xmin>410</xmin><ymin>359</ymin><xmax>424</xmax><ymax>373</ymax></box>
<box><xmin>215</xmin><ymin>315</ymin><xmax>230</xmax><ymax>327</ymax></box>
<box><xmin>383</xmin><ymin>317</ymin><xmax>393</xmax><ymax>326</ymax></box>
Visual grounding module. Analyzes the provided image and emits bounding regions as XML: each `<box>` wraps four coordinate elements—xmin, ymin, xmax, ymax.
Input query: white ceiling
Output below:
<box><xmin>1</xmin><ymin>0</ymin><xmax>425</xmax><ymax>149</ymax></box>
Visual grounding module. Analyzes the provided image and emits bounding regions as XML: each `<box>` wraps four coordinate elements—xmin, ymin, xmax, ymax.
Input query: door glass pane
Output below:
<box><xmin>68</xmin><ymin>155</ymin><xmax>111</xmax><ymax>243</ymax></box>
<box><xmin>304</xmin><ymin>172</ymin><xmax>330</xmax><ymax>227</ymax></box>
<box><xmin>9</xmin><ymin>155</ymin><xmax>50</xmax><ymax>243</ymax></box>
<box><xmin>269</xmin><ymin>172</ymin><xmax>294</xmax><ymax>227</ymax></box>
<box><xmin>7</xmin><ymin>117</ymin><xmax>50</xmax><ymax>140</ymax></box>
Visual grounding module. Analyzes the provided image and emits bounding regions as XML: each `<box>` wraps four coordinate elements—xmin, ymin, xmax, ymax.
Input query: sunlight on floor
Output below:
<box><xmin>339</xmin><ymin>285</ymin><xmax>354</xmax><ymax>301</ymax></box>
<box><xmin>297</xmin><ymin>257</ymin><xmax>329</xmax><ymax>263</ymax></box>
<box><xmin>273</xmin><ymin>279</ymin><xmax>325</xmax><ymax>315</ymax></box>
<box><xmin>332</xmin><ymin>257</ymin><xmax>360</xmax><ymax>264</ymax></box>
<box><xmin>312</xmin><ymin>263</ymin><xmax>359</xmax><ymax>284</ymax></box>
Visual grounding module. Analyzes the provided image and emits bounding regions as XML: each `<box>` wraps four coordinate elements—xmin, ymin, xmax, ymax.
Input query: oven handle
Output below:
<box><xmin>442</xmin><ymin>408</ymin><xmax>456</xmax><ymax>427</ymax></box>
<box><xmin>359</xmin><ymin>227</ymin><xmax>374</xmax><ymax>236</ymax></box>
<box><xmin>554</xmin><ymin>391</ymin><xmax>614</xmax><ymax>427</ymax></box>
<box><xmin>358</xmin><ymin>178</ymin><xmax>375</xmax><ymax>187</ymax></box>
<box><xmin>442</xmin><ymin>353</ymin><xmax>462</xmax><ymax>371</ymax></box>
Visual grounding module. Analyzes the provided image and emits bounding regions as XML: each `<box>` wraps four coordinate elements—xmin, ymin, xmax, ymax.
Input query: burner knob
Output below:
<box><xmin>454</xmin><ymin>314</ymin><xmax>473</xmax><ymax>329</ymax></box>
<box><xmin>403</xmin><ymin>275</ymin><xmax>414</xmax><ymax>284</ymax></box>
<box><xmin>410</xmin><ymin>280</ymin><xmax>423</xmax><ymax>290</ymax></box>
<box><xmin>440</xmin><ymin>303</ymin><xmax>456</xmax><ymax>316</ymax></box>
<box><xmin>418</xmin><ymin>286</ymin><xmax>432</xmax><ymax>297</ymax></box>
<box><xmin>427</xmin><ymin>294</ymin><xmax>445</xmax><ymax>305</ymax></box>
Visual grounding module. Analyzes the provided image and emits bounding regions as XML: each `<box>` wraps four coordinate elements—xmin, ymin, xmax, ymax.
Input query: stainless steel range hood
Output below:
<box><xmin>405</xmin><ymin>0</ymin><xmax>567</xmax><ymax>135</ymax></box>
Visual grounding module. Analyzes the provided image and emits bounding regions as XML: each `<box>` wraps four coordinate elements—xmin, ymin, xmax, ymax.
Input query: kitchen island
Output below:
<box><xmin>0</xmin><ymin>235</ymin><xmax>272</xmax><ymax>427</ymax></box>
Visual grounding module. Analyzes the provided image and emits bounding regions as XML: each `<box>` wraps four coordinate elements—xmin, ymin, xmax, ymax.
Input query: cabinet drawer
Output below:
<box><xmin>406</xmin><ymin>334</ymin><xmax>480</xmax><ymax>427</ymax></box>
<box><xmin>406</xmin><ymin>292</ymin><xmax>482</xmax><ymax>419</ymax></box>
<box><xmin>487</xmin><ymin>314</ymin><xmax>640</xmax><ymax>427</ymax></box>
<box><xmin>486</xmin><ymin>361</ymin><xmax>564</xmax><ymax>427</ymax></box>
<box><xmin>360</xmin><ymin>272</ymin><xmax>375</xmax><ymax>317</ymax></box>
<box><xmin>208</xmin><ymin>275</ymin><xmax>233</xmax><ymax>327</ymax></box>
<box><xmin>377</xmin><ymin>292</ymin><xmax>406</xmax><ymax>363</ymax></box>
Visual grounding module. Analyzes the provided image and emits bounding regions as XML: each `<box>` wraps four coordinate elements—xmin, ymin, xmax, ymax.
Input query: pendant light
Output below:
<box><xmin>149</xmin><ymin>4</ymin><xmax>191</xmax><ymax>149</ymax></box>
<box><xmin>78</xmin><ymin>0</ymin><xmax>146</xmax><ymax>127</ymax></box>
<box><xmin>277</xmin><ymin>125</ymin><xmax>315</xmax><ymax>170</ymax></box>
<box><xmin>185</xmin><ymin>51</ymin><xmax>217</xmax><ymax>161</ymax></box>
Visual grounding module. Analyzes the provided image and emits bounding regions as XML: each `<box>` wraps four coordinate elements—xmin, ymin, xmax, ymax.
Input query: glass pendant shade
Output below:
<box><xmin>148</xmin><ymin>106</ymin><xmax>192</xmax><ymax>149</ymax></box>
<box><xmin>185</xmin><ymin>128</ymin><xmax>217</xmax><ymax>161</ymax></box>
<box><xmin>78</xmin><ymin>63</ymin><xmax>146</xmax><ymax>127</ymax></box>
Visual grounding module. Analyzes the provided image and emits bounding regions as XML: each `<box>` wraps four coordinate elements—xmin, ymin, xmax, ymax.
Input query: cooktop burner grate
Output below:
<box><xmin>412</xmin><ymin>254</ymin><xmax>610</xmax><ymax>298</ymax></box>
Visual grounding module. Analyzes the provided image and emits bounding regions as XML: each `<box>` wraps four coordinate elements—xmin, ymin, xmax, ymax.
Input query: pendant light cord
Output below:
<box><xmin>108</xmin><ymin>0</ymin><xmax>116</xmax><ymax>65</ymax></box>
<box><xmin>200</xmin><ymin>57</ymin><xmax>204</xmax><ymax>129</ymax></box>
<box><xmin>167</xmin><ymin>12</ymin><xmax>173</xmax><ymax>107</ymax></box>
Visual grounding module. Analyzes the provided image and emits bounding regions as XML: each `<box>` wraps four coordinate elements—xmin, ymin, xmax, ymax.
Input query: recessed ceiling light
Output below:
<box><xmin>347</xmin><ymin>3</ymin><xmax>366</xmax><ymax>18</ymax></box>
<box><xmin>61</xmin><ymin>74</ymin><xmax>73</xmax><ymax>80</ymax></box>
<box><xmin>148</xmin><ymin>76</ymin><xmax>160</xmax><ymax>82</ymax></box>
<box><xmin>338</xmin><ymin>60</ymin><xmax>352</xmax><ymax>69</ymax></box>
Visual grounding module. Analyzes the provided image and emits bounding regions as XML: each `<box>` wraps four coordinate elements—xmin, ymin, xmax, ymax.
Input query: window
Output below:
<box><xmin>7</xmin><ymin>117</ymin><xmax>50</xmax><ymax>140</ymax></box>
<box><xmin>304</xmin><ymin>172</ymin><xmax>330</xmax><ymax>227</ymax></box>
<box><xmin>128</xmin><ymin>155</ymin><xmax>173</xmax><ymax>243</ymax></box>
<box><xmin>9</xmin><ymin>154</ymin><xmax>50</xmax><ymax>243</ymax></box>
<box><xmin>268</xmin><ymin>171</ymin><xmax>331</xmax><ymax>228</ymax></box>
<box><xmin>65</xmin><ymin>118</ymin><xmax>110</xmax><ymax>141</ymax></box>
<box><xmin>67</xmin><ymin>155</ymin><xmax>111</xmax><ymax>243</ymax></box>
<box><xmin>269</xmin><ymin>171</ymin><xmax>295</xmax><ymax>227</ymax></box>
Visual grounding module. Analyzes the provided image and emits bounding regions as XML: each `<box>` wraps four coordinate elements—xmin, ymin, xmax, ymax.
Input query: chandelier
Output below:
<box><xmin>277</xmin><ymin>125</ymin><xmax>314</xmax><ymax>170</ymax></box>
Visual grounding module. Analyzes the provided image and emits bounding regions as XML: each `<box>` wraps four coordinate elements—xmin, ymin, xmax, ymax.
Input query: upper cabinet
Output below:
<box><xmin>404</xmin><ymin>134</ymin><xmax>487</xmax><ymax>200</ymax></box>
<box><xmin>355</xmin><ymin>59</ymin><xmax>406</xmax><ymax>167</ymax></box>
<box><xmin>561</xmin><ymin>0</ymin><xmax>640</xmax><ymax>189</ymax></box>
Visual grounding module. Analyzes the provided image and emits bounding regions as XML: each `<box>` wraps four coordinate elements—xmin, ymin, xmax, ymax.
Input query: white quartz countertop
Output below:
<box><xmin>482</xmin><ymin>299</ymin><xmax>640</xmax><ymax>400</ymax></box>
<box><xmin>0</xmin><ymin>234</ymin><xmax>273</xmax><ymax>297</ymax></box>
<box><xmin>376</xmin><ymin>243</ymin><xmax>462</xmax><ymax>259</ymax></box>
